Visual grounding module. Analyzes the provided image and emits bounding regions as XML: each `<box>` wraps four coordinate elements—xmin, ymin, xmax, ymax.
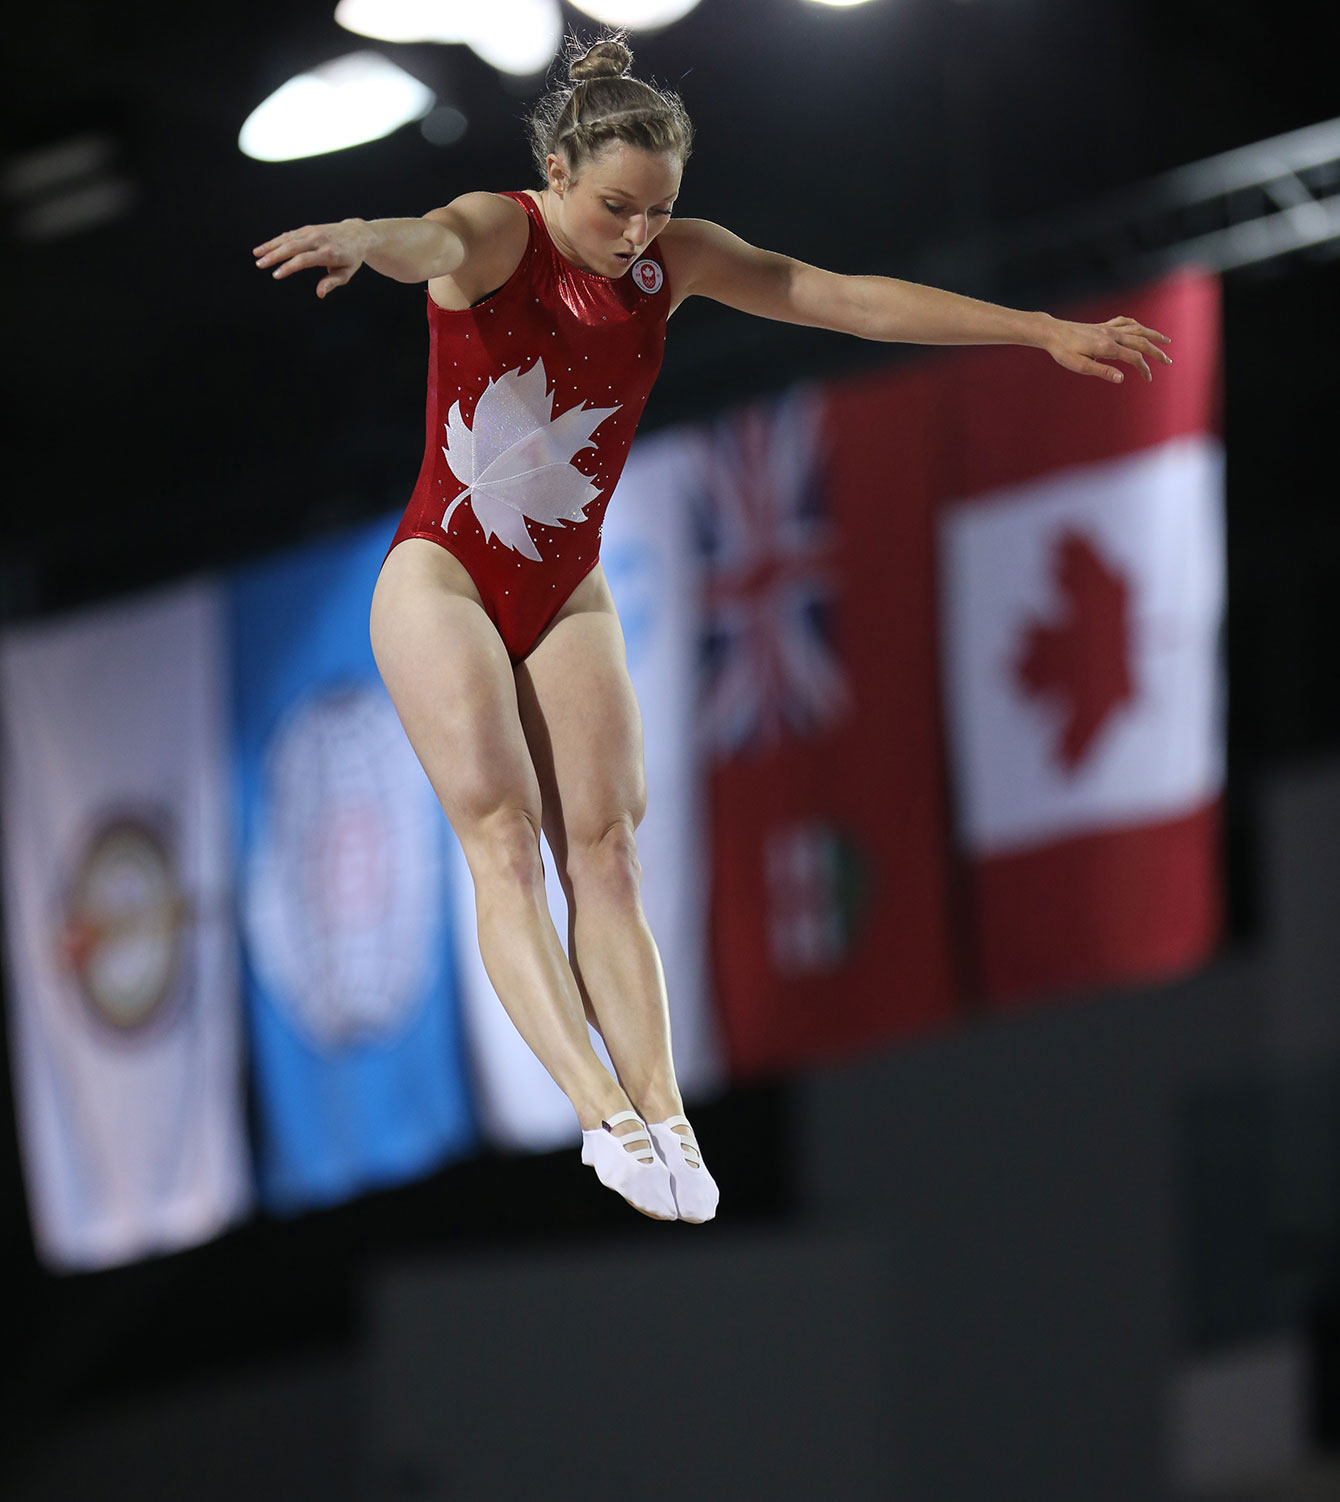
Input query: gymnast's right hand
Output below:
<box><xmin>253</xmin><ymin>218</ymin><xmax>371</xmax><ymax>298</ymax></box>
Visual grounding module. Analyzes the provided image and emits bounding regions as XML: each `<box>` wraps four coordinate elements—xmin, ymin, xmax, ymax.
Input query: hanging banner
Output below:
<box><xmin>0</xmin><ymin>582</ymin><xmax>250</xmax><ymax>1271</ymax></box>
<box><xmin>696</xmin><ymin>380</ymin><xmax>963</xmax><ymax>1081</ymax></box>
<box><xmin>936</xmin><ymin>266</ymin><xmax>1225</xmax><ymax>1006</ymax></box>
<box><xmin>230</xmin><ymin>518</ymin><xmax>475</xmax><ymax>1212</ymax></box>
<box><xmin>692</xmin><ymin>267</ymin><xmax>1224</xmax><ymax>1067</ymax></box>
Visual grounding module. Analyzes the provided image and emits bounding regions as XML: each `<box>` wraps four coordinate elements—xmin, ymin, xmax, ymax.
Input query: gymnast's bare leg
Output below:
<box><xmin>369</xmin><ymin>539</ymin><xmax>652</xmax><ymax>1159</ymax></box>
<box><xmin>514</xmin><ymin>564</ymin><xmax>693</xmax><ymax>1148</ymax></box>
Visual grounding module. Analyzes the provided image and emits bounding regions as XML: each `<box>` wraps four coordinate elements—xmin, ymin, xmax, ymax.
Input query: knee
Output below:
<box><xmin>464</xmin><ymin>805</ymin><xmax>545</xmax><ymax>895</ymax></box>
<box><xmin>566</xmin><ymin>817</ymin><xmax>643</xmax><ymax>909</ymax></box>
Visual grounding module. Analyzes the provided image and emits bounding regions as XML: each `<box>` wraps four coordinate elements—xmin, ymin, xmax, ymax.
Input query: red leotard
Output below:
<box><xmin>385</xmin><ymin>190</ymin><xmax>670</xmax><ymax>659</ymax></box>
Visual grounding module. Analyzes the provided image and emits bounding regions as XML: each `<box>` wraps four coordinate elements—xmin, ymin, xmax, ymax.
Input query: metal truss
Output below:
<box><xmin>913</xmin><ymin>116</ymin><xmax>1340</xmax><ymax>301</ymax></box>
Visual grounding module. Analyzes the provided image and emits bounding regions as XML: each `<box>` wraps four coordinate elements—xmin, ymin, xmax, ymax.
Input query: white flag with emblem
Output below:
<box><xmin>0</xmin><ymin>582</ymin><xmax>251</xmax><ymax>1270</ymax></box>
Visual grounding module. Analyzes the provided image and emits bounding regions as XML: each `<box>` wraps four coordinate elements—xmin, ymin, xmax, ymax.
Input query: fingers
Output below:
<box><xmin>1058</xmin><ymin>349</ymin><xmax>1125</xmax><ymax>383</ymax></box>
<box><xmin>1118</xmin><ymin>329</ymin><xmax>1173</xmax><ymax>370</ymax></box>
<box><xmin>1108</xmin><ymin>340</ymin><xmax>1152</xmax><ymax>381</ymax></box>
<box><xmin>1127</xmin><ymin>335</ymin><xmax>1172</xmax><ymax>367</ymax></box>
<box><xmin>253</xmin><ymin>227</ymin><xmax>328</xmax><ymax>275</ymax></box>
<box><xmin>1054</xmin><ymin>317</ymin><xmax>1175</xmax><ymax>385</ymax></box>
<box><xmin>1112</xmin><ymin>333</ymin><xmax>1178</xmax><ymax>380</ymax></box>
<box><xmin>1088</xmin><ymin>359</ymin><xmax>1125</xmax><ymax>384</ymax></box>
<box><xmin>269</xmin><ymin>249</ymin><xmax>334</xmax><ymax>280</ymax></box>
<box><xmin>254</xmin><ymin>227</ymin><xmax>356</xmax><ymax>300</ymax></box>
<box><xmin>254</xmin><ymin>242</ymin><xmax>302</xmax><ymax>274</ymax></box>
<box><xmin>1063</xmin><ymin>341</ymin><xmax>1128</xmax><ymax>383</ymax></box>
<box><xmin>253</xmin><ymin>231</ymin><xmax>309</xmax><ymax>267</ymax></box>
<box><xmin>1112</xmin><ymin>317</ymin><xmax>1172</xmax><ymax>345</ymax></box>
<box><xmin>1108</xmin><ymin>317</ymin><xmax>1174</xmax><ymax>364</ymax></box>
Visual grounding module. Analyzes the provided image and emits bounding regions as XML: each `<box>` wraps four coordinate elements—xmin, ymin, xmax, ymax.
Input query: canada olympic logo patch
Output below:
<box><xmin>631</xmin><ymin>257</ymin><xmax>664</xmax><ymax>294</ymax></box>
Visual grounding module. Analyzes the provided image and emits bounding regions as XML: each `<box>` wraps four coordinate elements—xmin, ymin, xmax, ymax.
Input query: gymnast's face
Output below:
<box><xmin>543</xmin><ymin>142</ymin><xmax>681</xmax><ymax>277</ymax></box>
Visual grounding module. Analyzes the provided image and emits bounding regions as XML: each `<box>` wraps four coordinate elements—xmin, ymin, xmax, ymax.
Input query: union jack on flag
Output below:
<box><xmin>694</xmin><ymin>387</ymin><xmax>851</xmax><ymax>759</ymax></box>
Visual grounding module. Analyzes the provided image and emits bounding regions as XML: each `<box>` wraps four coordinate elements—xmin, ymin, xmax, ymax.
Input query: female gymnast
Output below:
<box><xmin>253</xmin><ymin>34</ymin><xmax>1171</xmax><ymax>1224</ymax></box>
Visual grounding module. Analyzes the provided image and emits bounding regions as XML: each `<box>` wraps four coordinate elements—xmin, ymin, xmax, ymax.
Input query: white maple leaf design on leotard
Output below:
<box><xmin>440</xmin><ymin>357</ymin><xmax>621</xmax><ymax>562</ymax></box>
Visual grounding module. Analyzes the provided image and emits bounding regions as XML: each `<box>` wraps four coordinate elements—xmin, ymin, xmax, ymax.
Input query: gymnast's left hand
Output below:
<box><xmin>1042</xmin><ymin>315</ymin><xmax>1173</xmax><ymax>384</ymax></box>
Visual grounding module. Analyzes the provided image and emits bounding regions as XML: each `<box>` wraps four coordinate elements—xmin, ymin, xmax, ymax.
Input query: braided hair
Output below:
<box><xmin>527</xmin><ymin>32</ymin><xmax>694</xmax><ymax>186</ymax></box>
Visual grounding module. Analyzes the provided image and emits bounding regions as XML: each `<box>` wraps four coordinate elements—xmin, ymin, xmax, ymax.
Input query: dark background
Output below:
<box><xmin>3</xmin><ymin>0</ymin><xmax>1338</xmax><ymax>1488</ymax></box>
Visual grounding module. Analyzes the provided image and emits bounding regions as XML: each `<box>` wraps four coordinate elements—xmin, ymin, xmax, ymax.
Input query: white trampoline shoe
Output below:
<box><xmin>647</xmin><ymin>1115</ymin><xmax>719</xmax><ymax>1224</ymax></box>
<box><xmin>580</xmin><ymin>1110</ymin><xmax>679</xmax><ymax>1221</ymax></box>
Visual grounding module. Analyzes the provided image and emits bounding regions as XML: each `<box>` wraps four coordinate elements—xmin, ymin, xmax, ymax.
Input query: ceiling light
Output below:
<box><xmin>4</xmin><ymin>130</ymin><xmax>136</xmax><ymax>239</ymax></box>
<box><xmin>239</xmin><ymin>52</ymin><xmax>434</xmax><ymax>162</ymax></box>
<box><xmin>335</xmin><ymin>0</ymin><xmax>459</xmax><ymax>43</ymax></box>
<box><xmin>2</xmin><ymin>133</ymin><xmax>116</xmax><ymax>198</ymax></box>
<box><xmin>566</xmin><ymin>0</ymin><xmax>702</xmax><ymax>29</ymax></box>
<box><xmin>335</xmin><ymin>0</ymin><xmax>561</xmax><ymax>76</ymax></box>
<box><xmin>15</xmin><ymin>180</ymin><xmax>136</xmax><ymax>241</ymax></box>
<box><xmin>464</xmin><ymin>0</ymin><xmax>561</xmax><ymax>74</ymax></box>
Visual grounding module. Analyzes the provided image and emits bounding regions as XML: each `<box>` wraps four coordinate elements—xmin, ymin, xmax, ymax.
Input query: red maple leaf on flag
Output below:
<box><xmin>1013</xmin><ymin>529</ymin><xmax>1136</xmax><ymax>771</ymax></box>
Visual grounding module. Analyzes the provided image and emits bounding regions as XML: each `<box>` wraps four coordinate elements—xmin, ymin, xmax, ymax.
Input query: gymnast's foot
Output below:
<box><xmin>578</xmin><ymin>1100</ymin><xmax>678</xmax><ymax>1220</ymax></box>
<box><xmin>638</xmin><ymin>1096</ymin><xmax>720</xmax><ymax>1224</ymax></box>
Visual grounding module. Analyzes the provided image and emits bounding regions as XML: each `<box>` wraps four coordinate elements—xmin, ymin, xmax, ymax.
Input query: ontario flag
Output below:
<box><xmin>936</xmin><ymin>267</ymin><xmax>1225</xmax><ymax>1008</ymax></box>
<box><xmin>695</xmin><ymin>376</ymin><xmax>963</xmax><ymax>1081</ymax></box>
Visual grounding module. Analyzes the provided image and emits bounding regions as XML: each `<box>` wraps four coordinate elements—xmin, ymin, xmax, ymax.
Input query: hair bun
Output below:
<box><xmin>569</xmin><ymin>39</ymin><xmax>633</xmax><ymax>83</ymax></box>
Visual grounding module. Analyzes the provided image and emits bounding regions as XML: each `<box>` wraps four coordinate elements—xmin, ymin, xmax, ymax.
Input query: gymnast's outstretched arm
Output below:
<box><xmin>252</xmin><ymin>191</ymin><xmax>524</xmax><ymax>297</ymax></box>
<box><xmin>658</xmin><ymin>216</ymin><xmax>1173</xmax><ymax>386</ymax></box>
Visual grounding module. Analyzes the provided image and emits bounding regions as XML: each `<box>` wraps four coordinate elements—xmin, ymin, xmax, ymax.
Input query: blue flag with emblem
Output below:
<box><xmin>230</xmin><ymin>517</ymin><xmax>476</xmax><ymax>1213</ymax></box>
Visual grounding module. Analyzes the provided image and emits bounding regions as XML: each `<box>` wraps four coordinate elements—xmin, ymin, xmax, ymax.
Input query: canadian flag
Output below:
<box><xmin>936</xmin><ymin>268</ymin><xmax>1225</xmax><ymax>1006</ymax></box>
